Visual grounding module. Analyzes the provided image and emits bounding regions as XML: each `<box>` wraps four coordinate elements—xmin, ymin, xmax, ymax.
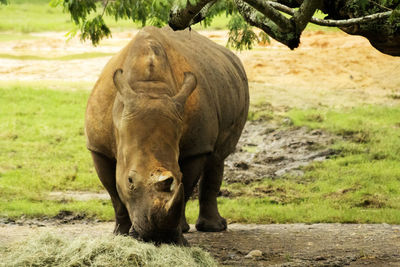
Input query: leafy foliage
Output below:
<box><xmin>3</xmin><ymin>0</ymin><xmax>400</xmax><ymax>50</ymax></box>
<box><xmin>50</xmin><ymin>0</ymin><xmax>265</xmax><ymax>47</ymax></box>
<box><xmin>389</xmin><ymin>5</ymin><xmax>400</xmax><ymax>30</ymax></box>
<box><xmin>347</xmin><ymin>0</ymin><xmax>400</xmax><ymax>15</ymax></box>
<box><xmin>345</xmin><ymin>0</ymin><xmax>400</xmax><ymax>36</ymax></box>
<box><xmin>227</xmin><ymin>14</ymin><xmax>269</xmax><ymax>50</ymax></box>
<box><xmin>80</xmin><ymin>15</ymin><xmax>111</xmax><ymax>45</ymax></box>
<box><xmin>51</xmin><ymin>0</ymin><xmax>175</xmax><ymax>45</ymax></box>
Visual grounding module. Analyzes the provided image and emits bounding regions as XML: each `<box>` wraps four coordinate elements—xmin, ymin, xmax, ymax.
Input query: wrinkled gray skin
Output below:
<box><xmin>85</xmin><ymin>26</ymin><xmax>249</xmax><ymax>245</ymax></box>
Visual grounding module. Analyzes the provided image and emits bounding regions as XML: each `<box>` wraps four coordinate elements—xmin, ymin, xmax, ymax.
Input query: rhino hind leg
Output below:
<box><xmin>179</xmin><ymin>155</ymin><xmax>207</xmax><ymax>232</ymax></box>
<box><xmin>90</xmin><ymin>151</ymin><xmax>132</xmax><ymax>235</ymax></box>
<box><xmin>196</xmin><ymin>157</ymin><xmax>227</xmax><ymax>232</ymax></box>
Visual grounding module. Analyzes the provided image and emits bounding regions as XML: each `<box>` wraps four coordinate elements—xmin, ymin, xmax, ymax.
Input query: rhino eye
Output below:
<box><xmin>128</xmin><ymin>177</ymin><xmax>136</xmax><ymax>191</ymax></box>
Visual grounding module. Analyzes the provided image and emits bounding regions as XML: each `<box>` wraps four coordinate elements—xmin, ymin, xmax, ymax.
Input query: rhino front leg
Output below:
<box><xmin>196</xmin><ymin>157</ymin><xmax>227</xmax><ymax>232</ymax></box>
<box><xmin>179</xmin><ymin>155</ymin><xmax>207</xmax><ymax>232</ymax></box>
<box><xmin>90</xmin><ymin>151</ymin><xmax>132</xmax><ymax>235</ymax></box>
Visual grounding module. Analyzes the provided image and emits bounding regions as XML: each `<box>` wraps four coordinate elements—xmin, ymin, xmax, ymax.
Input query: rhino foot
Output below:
<box><xmin>113</xmin><ymin>221</ymin><xmax>132</xmax><ymax>235</ymax></box>
<box><xmin>181</xmin><ymin>220</ymin><xmax>190</xmax><ymax>233</ymax></box>
<box><xmin>195</xmin><ymin>215</ymin><xmax>227</xmax><ymax>232</ymax></box>
<box><xmin>113</xmin><ymin>215</ymin><xmax>132</xmax><ymax>235</ymax></box>
<box><xmin>181</xmin><ymin>217</ymin><xmax>190</xmax><ymax>233</ymax></box>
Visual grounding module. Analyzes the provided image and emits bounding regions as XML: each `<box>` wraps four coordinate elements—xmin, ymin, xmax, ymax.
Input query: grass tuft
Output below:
<box><xmin>0</xmin><ymin>232</ymin><xmax>216</xmax><ymax>267</ymax></box>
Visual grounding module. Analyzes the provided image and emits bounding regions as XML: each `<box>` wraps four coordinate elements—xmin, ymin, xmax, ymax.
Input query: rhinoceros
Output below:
<box><xmin>85</xmin><ymin>26</ymin><xmax>249</xmax><ymax>244</ymax></box>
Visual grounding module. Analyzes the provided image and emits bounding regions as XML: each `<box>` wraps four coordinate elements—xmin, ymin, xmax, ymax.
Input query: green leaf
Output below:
<box><xmin>227</xmin><ymin>14</ymin><xmax>259</xmax><ymax>50</ymax></box>
<box><xmin>80</xmin><ymin>15</ymin><xmax>111</xmax><ymax>46</ymax></box>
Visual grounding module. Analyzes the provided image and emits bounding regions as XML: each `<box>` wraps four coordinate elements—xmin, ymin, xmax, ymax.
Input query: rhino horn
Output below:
<box><xmin>113</xmin><ymin>69</ymin><xmax>137</xmax><ymax>97</ymax></box>
<box><xmin>172</xmin><ymin>72</ymin><xmax>197</xmax><ymax>112</ymax></box>
<box><xmin>154</xmin><ymin>171</ymin><xmax>175</xmax><ymax>192</ymax></box>
<box><xmin>163</xmin><ymin>183</ymin><xmax>184</xmax><ymax>228</ymax></box>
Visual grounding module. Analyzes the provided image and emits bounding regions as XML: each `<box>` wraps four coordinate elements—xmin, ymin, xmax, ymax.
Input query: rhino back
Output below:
<box><xmin>152</xmin><ymin>27</ymin><xmax>249</xmax><ymax>159</ymax></box>
<box><xmin>85</xmin><ymin>26</ymin><xmax>249</xmax><ymax>160</ymax></box>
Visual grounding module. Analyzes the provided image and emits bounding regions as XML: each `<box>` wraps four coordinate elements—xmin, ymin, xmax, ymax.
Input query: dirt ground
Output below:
<box><xmin>1</xmin><ymin>30</ymin><xmax>400</xmax><ymax>111</ymax></box>
<box><xmin>1</xmin><ymin>220</ymin><xmax>399</xmax><ymax>266</ymax></box>
<box><xmin>1</xmin><ymin>30</ymin><xmax>400</xmax><ymax>266</ymax></box>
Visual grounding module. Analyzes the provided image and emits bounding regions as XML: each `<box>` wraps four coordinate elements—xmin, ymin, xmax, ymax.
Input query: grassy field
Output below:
<box><xmin>0</xmin><ymin>0</ymin><xmax>227</xmax><ymax>34</ymax></box>
<box><xmin>1</xmin><ymin>83</ymin><xmax>399</xmax><ymax>224</ymax></box>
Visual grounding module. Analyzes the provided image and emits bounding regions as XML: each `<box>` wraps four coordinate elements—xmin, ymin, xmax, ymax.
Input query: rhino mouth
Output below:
<box><xmin>129</xmin><ymin>225</ymin><xmax>187</xmax><ymax>245</ymax></box>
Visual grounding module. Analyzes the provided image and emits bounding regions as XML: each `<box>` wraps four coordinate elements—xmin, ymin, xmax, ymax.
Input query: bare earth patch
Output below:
<box><xmin>1</xmin><ymin>30</ymin><xmax>400</xmax><ymax>110</ymax></box>
<box><xmin>224</xmin><ymin>121</ymin><xmax>337</xmax><ymax>184</ymax></box>
<box><xmin>1</xmin><ymin>221</ymin><xmax>399</xmax><ymax>266</ymax></box>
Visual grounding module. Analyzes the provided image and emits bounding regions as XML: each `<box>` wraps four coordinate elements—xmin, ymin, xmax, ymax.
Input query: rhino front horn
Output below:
<box><xmin>163</xmin><ymin>183</ymin><xmax>184</xmax><ymax>228</ymax></box>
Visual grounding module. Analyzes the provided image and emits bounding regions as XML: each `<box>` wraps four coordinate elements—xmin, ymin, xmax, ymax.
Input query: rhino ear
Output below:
<box><xmin>113</xmin><ymin>69</ymin><xmax>136</xmax><ymax>97</ymax></box>
<box><xmin>172</xmin><ymin>72</ymin><xmax>197</xmax><ymax>113</ymax></box>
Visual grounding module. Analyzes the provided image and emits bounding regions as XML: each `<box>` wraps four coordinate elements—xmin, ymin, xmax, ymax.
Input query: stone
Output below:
<box><xmin>245</xmin><ymin>249</ymin><xmax>263</xmax><ymax>258</ymax></box>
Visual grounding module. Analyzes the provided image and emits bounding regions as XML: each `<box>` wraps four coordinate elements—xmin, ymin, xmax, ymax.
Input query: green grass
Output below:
<box><xmin>0</xmin><ymin>0</ymin><xmax>145</xmax><ymax>33</ymax></box>
<box><xmin>0</xmin><ymin>84</ymin><xmax>98</xmax><ymax>196</ymax></box>
<box><xmin>0</xmin><ymin>0</ymin><xmax>73</xmax><ymax>33</ymax></box>
<box><xmin>1</xmin><ymin>85</ymin><xmax>399</xmax><ymax>224</ymax></box>
<box><xmin>0</xmin><ymin>199</ymin><xmax>114</xmax><ymax>220</ymax></box>
<box><xmin>0</xmin><ymin>0</ymin><xmax>231</xmax><ymax>34</ymax></box>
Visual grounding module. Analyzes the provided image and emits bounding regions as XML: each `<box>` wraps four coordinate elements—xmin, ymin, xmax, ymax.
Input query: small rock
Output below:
<box><xmin>263</xmin><ymin>127</ymin><xmax>275</xmax><ymax>134</ymax></box>
<box><xmin>227</xmin><ymin>253</ymin><xmax>237</xmax><ymax>260</ymax></box>
<box><xmin>310</xmin><ymin>129</ymin><xmax>322</xmax><ymax>135</ymax></box>
<box><xmin>282</xmin><ymin>117</ymin><xmax>293</xmax><ymax>126</ymax></box>
<box><xmin>315</xmin><ymin>256</ymin><xmax>326</xmax><ymax>261</ymax></box>
<box><xmin>244</xmin><ymin>249</ymin><xmax>263</xmax><ymax>259</ymax></box>
<box><xmin>218</xmin><ymin>189</ymin><xmax>232</xmax><ymax>197</ymax></box>
<box><xmin>234</xmin><ymin>161</ymin><xmax>250</xmax><ymax>170</ymax></box>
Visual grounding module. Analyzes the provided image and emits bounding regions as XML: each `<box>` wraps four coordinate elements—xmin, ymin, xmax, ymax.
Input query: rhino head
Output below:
<box><xmin>112</xmin><ymin>69</ymin><xmax>197</xmax><ymax>245</ymax></box>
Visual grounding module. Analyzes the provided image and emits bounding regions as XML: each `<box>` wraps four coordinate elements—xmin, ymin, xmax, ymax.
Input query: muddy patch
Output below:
<box><xmin>0</xmin><ymin>210</ymin><xmax>98</xmax><ymax>227</ymax></box>
<box><xmin>224</xmin><ymin>120</ymin><xmax>337</xmax><ymax>184</ymax></box>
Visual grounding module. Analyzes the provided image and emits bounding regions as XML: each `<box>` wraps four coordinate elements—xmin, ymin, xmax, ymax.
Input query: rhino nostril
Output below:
<box><xmin>155</xmin><ymin>176</ymin><xmax>174</xmax><ymax>192</ymax></box>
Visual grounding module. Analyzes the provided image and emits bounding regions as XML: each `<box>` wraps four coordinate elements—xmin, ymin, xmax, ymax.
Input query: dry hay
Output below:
<box><xmin>0</xmin><ymin>232</ymin><xmax>216</xmax><ymax>267</ymax></box>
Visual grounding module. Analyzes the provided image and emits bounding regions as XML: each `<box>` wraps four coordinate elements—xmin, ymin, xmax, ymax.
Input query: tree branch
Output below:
<box><xmin>368</xmin><ymin>0</ymin><xmax>393</xmax><ymax>11</ymax></box>
<box><xmin>243</xmin><ymin>0</ymin><xmax>293</xmax><ymax>31</ymax></box>
<box><xmin>293</xmin><ymin>0</ymin><xmax>322</xmax><ymax>33</ymax></box>
<box><xmin>191</xmin><ymin>0</ymin><xmax>218</xmax><ymax>25</ymax></box>
<box><xmin>235</xmin><ymin>0</ymin><xmax>300</xmax><ymax>49</ymax></box>
<box><xmin>168</xmin><ymin>0</ymin><xmax>216</xmax><ymax>30</ymax></box>
<box><xmin>267</xmin><ymin>1</ymin><xmax>392</xmax><ymax>27</ymax></box>
<box><xmin>274</xmin><ymin>0</ymin><xmax>302</xmax><ymax>8</ymax></box>
<box><xmin>101</xmin><ymin>0</ymin><xmax>109</xmax><ymax>17</ymax></box>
